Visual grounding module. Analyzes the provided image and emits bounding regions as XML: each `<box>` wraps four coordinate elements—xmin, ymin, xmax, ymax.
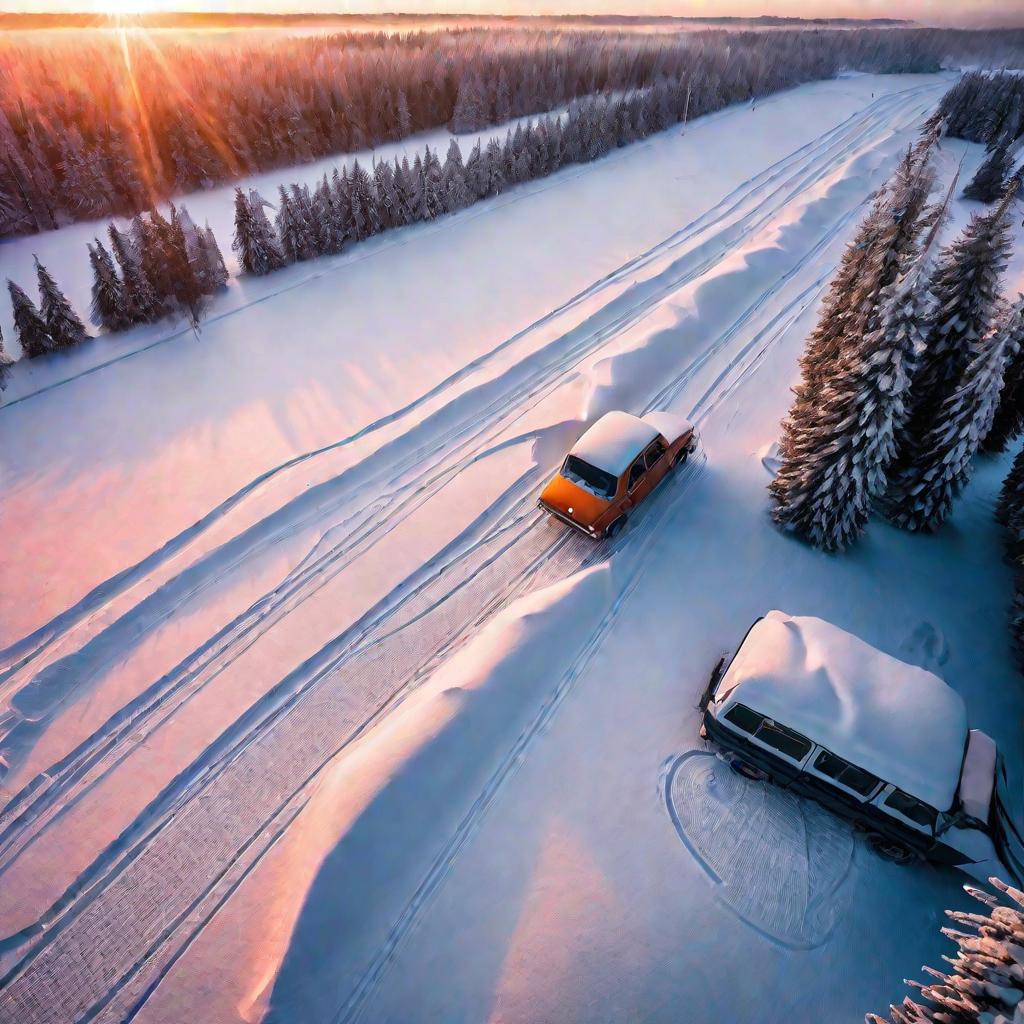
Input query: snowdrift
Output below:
<box><xmin>146</xmin><ymin>565</ymin><xmax>615</xmax><ymax>1024</ymax></box>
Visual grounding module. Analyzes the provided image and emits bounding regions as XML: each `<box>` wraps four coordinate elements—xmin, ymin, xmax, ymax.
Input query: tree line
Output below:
<box><xmin>3</xmin><ymin>23</ymin><xmax>1006</xmax><ymax>238</ymax></box>
<box><xmin>1</xmin><ymin>203</ymin><xmax>227</xmax><ymax>388</ymax></box>
<box><xmin>4</xmin><ymin>41</ymin><xmax>941</xmax><ymax>378</ymax></box>
<box><xmin>940</xmin><ymin>71</ymin><xmax>1024</xmax><ymax>203</ymax></box>
<box><xmin>233</xmin><ymin>83</ymin><xmax>707</xmax><ymax>276</ymax></box>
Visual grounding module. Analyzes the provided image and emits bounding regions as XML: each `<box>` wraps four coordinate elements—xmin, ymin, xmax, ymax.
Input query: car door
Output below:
<box><xmin>624</xmin><ymin>452</ymin><xmax>651</xmax><ymax>509</ymax></box>
<box><xmin>642</xmin><ymin>437</ymin><xmax>669</xmax><ymax>491</ymax></box>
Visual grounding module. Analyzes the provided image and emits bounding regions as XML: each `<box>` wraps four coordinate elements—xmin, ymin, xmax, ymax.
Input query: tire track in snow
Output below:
<box><xmin>0</xmin><ymin>82</ymin><xmax>930</xmax><ymax>839</ymax></box>
<box><xmin>0</xmin><ymin>82</ymin><xmax>941</xmax><ymax>1024</ymax></box>
<box><xmin>0</xmin><ymin>84</ymin><xmax>933</xmax><ymax>889</ymax></box>
<box><xmin>0</xmin><ymin>77</ymin><xmax>929</xmax><ymax>958</ymax></box>
<box><xmin>0</xmin><ymin>80</ymin><xmax>937</xmax><ymax>683</ymax></box>
<box><xmin>0</xmin><ymin>81</ymin><xmax>934</xmax><ymax>421</ymax></box>
<box><xmin>0</xmin><ymin>79</ymin><xmax>935</xmax><ymax>753</ymax></box>
<box><xmin>325</xmin><ymin>148</ymin><xmax>892</xmax><ymax>1019</ymax></box>
<box><xmin>336</xmin><ymin>453</ymin><xmax>709</xmax><ymax>1024</ymax></box>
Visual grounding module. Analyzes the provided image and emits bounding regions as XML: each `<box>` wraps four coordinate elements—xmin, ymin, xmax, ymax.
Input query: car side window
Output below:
<box><xmin>644</xmin><ymin>439</ymin><xmax>666</xmax><ymax>470</ymax></box>
<box><xmin>627</xmin><ymin>458</ymin><xmax>645</xmax><ymax>491</ymax></box>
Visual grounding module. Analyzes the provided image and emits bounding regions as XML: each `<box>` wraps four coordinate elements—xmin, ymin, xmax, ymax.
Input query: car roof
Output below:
<box><xmin>715</xmin><ymin>611</ymin><xmax>968</xmax><ymax>811</ymax></box>
<box><xmin>569</xmin><ymin>411</ymin><xmax>661</xmax><ymax>478</ymax></box>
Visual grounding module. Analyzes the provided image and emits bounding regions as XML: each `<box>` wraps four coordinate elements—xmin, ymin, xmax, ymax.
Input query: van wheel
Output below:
<box><xmin>729</xmin><ymin>758</ymin><xmax>768</xmax><ymax>782</ymax></box>
<box><xmin>606</xmin><ymin>516</ymin><xmax>627</xmax><ymax>539</ymax></box>
<box><xmin>868</xmin><ymin>834</ymin><xmax>914</xmax><ymax>864</ymax></box>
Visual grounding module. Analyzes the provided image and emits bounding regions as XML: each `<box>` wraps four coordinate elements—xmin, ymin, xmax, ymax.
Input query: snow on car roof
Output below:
<box><xmin>641</xmin><ymin>411</ymin><xmax>693</xmax><ymax>445</ymax></box>
<box><xmin>570</xmin><ymin>411</ymin><xmax>660</xmax><ymax>477</ymax></box>
<box><xmin>716</xmin><ymin>611</ymin><xmax>968</xmax><ymax>811</ymax></box>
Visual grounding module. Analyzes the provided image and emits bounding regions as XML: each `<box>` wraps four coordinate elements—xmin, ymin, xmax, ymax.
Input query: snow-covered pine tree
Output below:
<box><xmin>311</xmin><ymin>175</ymin><xmax>341</xmax><ymax>254</ymax></box>
<box><xmin>407</xmin><ymin>153</ymin><xmax>426</xmax><ymax>222</ymax></box>
<box><xmin>88</xmin><ymin>238</ymin><xmax>129</xmax><ymax>331</ymax></box>
<box><xmin>963</xmin><ymin>144</ymin><xmax>1014</xmax><ymax>203</ymax></box>
<box><xmin>275</xmin><ymin>186</ymin><xmax>300</xmax><ymax>264</ymax></box>
<box><xmin>998</xmin><ymin>442</ymin><xmax>1024</xmax><ymax>529</ymax></box>
<box><xmin>167</xmin><ymin>205</ymin><xmax>206</xmax><ymax>327</ymax></box>
<box><xmin>891</xmin><ymin>184</ymin><xmax>1016</xmax><ymax>480</ymax></box>
<box><xmin>199</xmin><ymin>223</ymin><xmax>229</xmax><ymax>290</ymax></box>
<box><xmin>450</xmin><ymin>74</ymin><xmax>489</xmax><ymax>134</ymax></box>
<box><xmin>997</xmin><ymin>444</ymin><xmax>1024</xmax><ymax>572</ymax></box>
<box><xmin>463</xmin><ymin>140</ymin><xmax>485</xmax><ymax>199</ymax></box>
<box><xmin>7</xmin><ymin>279</ymin><xmax>52</xmax><ymax>358</ymax></box>
<box><xmin>0</xmin><ymin>322</ymin><xmax>13</xmax><ymax>390</ymax></box>
<box><xmin>108</xmin><ymin>222</ymin><xmax>158</xmax><ymax>324</ymax></box>
<box><xmin>331</xmin><ymin>168</ymin><xmax>356</xmax><ymax>240</ymax></box>
<box><xmin>982</xmin><ymin>297</ymin><xmax>1024</xmax><ymax>454</ymax></box>
<box><xmin>799</xmin><ymin>144</ymin><xmax>936</xmax><ymax>388</ymax></box>
<box><xmin>866</xmin><ymin>878</ymin><xmax>1024</xmax><ymax>1024</ymax></box>
<box><xmin>289</xmin><ymin>184</ymin><xmax>321</xmax><ymax>257</ymax></box>
<box><xmin>886</xmin><ymin>315</ymin><xmax>1010</xmax><ymax>532</ymax></box>
<box><xmin>35</xmin><ymin>256</ymin><xmax>88</xmax><ymax>350</ymax></box>
<box><xmin>484</xmin><ymin>137</ymin><xmax>505</xmax><ymax>196</ymax></box>
<box><xmin>172</xmin><ymin>204</ymin><xmax>203</xmax><ymax>267</ymax></box>
<box><xmin>418</xmin><ymin>146</ymin><xmax>445</xmax><ymax>221</ymax></box>
<box><xmin>392</xmin><ymin>158</ymin><xmax>417</xmax><ymax>225</ymax></box>
<box><xmin>347</xmin><ymin>160</ymin><xmax>376</xmax><ymax>240</ymax></box>
<box><xmin>769</xmin><ymin>240</ymin><xmax>933</xmax><ymax>550</ymax></box>
<box><xmin>501</xmin><ymin>128</ymin><xmax>519</xmax><ymax>182</ymax></box>
<box><xmin>441</xmin><ymin>139</ymin><xmax>472</xmax><ymax>212</ymax></box>
<box><xmin>371</xmin><ymin>160</ymin><xmax>399</xmax><ymax>231</ymax></box>
<box><xmin>232</xmin><ymin>188</ymin><xmax>284</xmax><ymax>275</ymax></box>
<box><xmin>135</xmin><ymin>211</ymin><xmax>174</xmax><ymax>316</ymax></box>
<box><xmin>769</xmin><ymin>148</ymin><xmax>942</xmax><ymax>546</ymax></box>
<box><xmin>248</xmin><ymin>189</ymin><xmax>284</xmax><ymax>262</ymax></box>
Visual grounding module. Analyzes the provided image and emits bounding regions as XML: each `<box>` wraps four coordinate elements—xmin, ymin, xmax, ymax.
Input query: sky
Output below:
<box><xmin>5</xmin><ymin>0</ymin><xmax>1024</xmax><ymax>29</ymax></box>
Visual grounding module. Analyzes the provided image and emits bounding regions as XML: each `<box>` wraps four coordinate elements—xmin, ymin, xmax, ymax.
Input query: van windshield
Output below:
<box><xmin>563</xmin><ymin>456</ymin><xmax>617</xmax><ymax>499</ymax></box>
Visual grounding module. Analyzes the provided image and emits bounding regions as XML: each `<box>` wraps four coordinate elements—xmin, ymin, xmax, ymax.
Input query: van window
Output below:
<box><xmin>884</xmin><ymin>788</ymin><xmax>938</xmax><ymax>830</ymax></box>
<box><xmin>724</xmin><ymin>704</ymin><xmax>764</xmax><ymax>735</ymax></box>
<box><xmin>757</xmin><ymin>720</ymin><xmax>812</xmax><ymax>762</ymax></box>
<box><xmin>813</xmin><ymin>749</ymin><xmax>881</xmax><ymax>798</ymax></box>
<box><xmin>722</xmin><ymin>704</ymin><xmax>811</xmax><ymax>763</ymax></box>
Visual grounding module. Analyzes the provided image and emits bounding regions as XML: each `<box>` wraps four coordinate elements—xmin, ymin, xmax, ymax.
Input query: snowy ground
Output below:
<box><xmin>1</xmin><ymin>70</ymin><xmax>1023</xmax><ymax>1024</ymax></box>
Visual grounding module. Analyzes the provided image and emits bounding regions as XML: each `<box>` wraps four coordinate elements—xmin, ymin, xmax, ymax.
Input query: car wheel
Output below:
<box><xmin>868</xmin><ymin>833</ymin><xmax>915</xmax><ymax>864</ymax></box>
<box><xmin>673</xmin><ymin>448</ymin><xmax>689</xmax><ymax>469</ymax></box>
<box><xmin>606</xmin><ymin>516</ymin><xmax>627</xmax><ymax>539</ymax></box>
<box><xmin>729</xmin><ymin>757</ymin><xmax>768</xmax><ymax>782</ymax></box>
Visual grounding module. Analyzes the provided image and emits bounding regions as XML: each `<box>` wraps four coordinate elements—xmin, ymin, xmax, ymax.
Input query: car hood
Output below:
<box><xmin>539</xmin><ymin>475</ymin><xmax>612</xmax><ymax>527</ymax></box>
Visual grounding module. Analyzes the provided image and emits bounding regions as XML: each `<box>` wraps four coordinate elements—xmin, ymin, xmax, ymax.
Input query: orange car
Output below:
<box><xmin>538</xmin><ymin>410</ymin><xmax>698</xmax><ymax>539</ymax></box>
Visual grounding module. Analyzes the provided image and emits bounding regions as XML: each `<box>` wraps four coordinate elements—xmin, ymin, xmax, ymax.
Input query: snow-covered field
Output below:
<box><xmin>1</xmin><ymin>70</ymin><xmax>1023</xmax><ymax>1024</ymax></box>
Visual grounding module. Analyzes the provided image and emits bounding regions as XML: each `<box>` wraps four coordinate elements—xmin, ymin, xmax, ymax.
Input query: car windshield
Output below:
<box><xmin>563</xmin><ymin>456</ymin><xmax>617</xmax><ymax>499</ymax></box>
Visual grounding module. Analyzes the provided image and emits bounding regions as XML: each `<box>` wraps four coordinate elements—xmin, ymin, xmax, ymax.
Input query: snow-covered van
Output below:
<box><xmin>700</xmin><ymin>611</ymin><xmax>1022</xmax><ymax>875</ymax></box>
<box><xmin>538</xmin><ymin>411</ymin><xmax>697</xmax><ymax>539</ymax></box>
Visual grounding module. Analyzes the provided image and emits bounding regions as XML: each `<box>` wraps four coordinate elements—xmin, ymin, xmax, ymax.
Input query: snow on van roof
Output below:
<box><xmin>570</xmin><ymin>411</ymin><xmax>659</xmax><ymax>477</ymax></box>
<box><xmin>716</xmin><ymin>611</ymin><xmax>968</xmax><ymax>811</ymax></box>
